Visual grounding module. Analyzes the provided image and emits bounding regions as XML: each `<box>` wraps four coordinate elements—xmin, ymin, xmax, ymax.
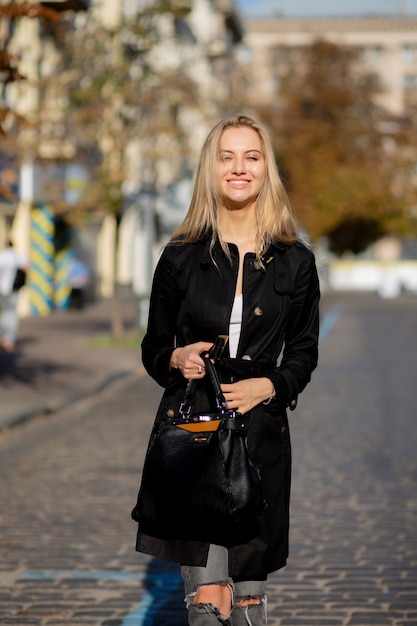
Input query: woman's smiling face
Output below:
<box><xmin>216</xmin><ymin>126</ymin><xmax>266</xmax><ymax>210</ymax></box>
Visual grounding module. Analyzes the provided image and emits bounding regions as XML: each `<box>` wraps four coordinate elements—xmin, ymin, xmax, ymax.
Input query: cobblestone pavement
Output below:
<box><xmin>0</xmin><ymin>298</ymin><xmax>142</xmax><ymax>430</ymax></box>
<box><xmin>0</xmin><ymin>293</ymin><xmax>416</xmax><ymax>625</ymax></box>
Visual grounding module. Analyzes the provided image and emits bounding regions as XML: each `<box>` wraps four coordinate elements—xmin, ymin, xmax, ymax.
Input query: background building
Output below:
<box><xmin>242</xmin><ymin>16</ymin><xmax>417</xmax><ymax>116</ymax></box>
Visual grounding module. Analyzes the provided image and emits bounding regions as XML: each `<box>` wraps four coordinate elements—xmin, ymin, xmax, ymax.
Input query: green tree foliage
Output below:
<box><xmin>0</xmin><ymin>3</ymin><xmax>60</xmax><ymax>134</ymax></box>
<box><xmin>1</xmin><ymin>1</ymin><xmax>197</xmax><ymax>219</ymax></box>
<box><xmin>259</xmin><ymin>40</ymin><xmax>417</xmax><ymax>255</ymax></box>
<box><xmin>58</xmin><ymin>1</ymin><xmax>198</xmax><ymax>223</ymax></box>
<box><xmin>0</xmin><ymin>4</ymin><xmax>62</xmax><ymax>204</ymax></box>
<box><xmin>56</xmin><ymin>1</ymin><xmax>199</xmax><ymax>337</ymax></box>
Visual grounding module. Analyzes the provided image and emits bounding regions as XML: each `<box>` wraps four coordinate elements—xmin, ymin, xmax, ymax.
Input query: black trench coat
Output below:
<box><xmin>133</xmin><ymin>236</ymin><xmax>320</xmax><ymax>578</ymax></box>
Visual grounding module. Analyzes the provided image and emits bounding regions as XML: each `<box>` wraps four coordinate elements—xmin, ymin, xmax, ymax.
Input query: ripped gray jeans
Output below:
<box><xmin>181</xmin><ymin>544</ymin><xmax>267</xmax><ymax>626</ymax></box>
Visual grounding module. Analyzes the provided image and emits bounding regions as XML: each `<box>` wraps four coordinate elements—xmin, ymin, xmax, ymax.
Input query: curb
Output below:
<box><xmin>0</xmin><ymin>368</ymin><xmax>141</xmax><ymax>432</ymax></box>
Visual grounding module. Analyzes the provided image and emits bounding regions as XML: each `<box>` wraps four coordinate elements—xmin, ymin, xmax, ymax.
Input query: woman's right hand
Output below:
<box><xmin>170</xmin><ymin>342</ymin><xmax>213</xmax><ymax>380</ymax></box>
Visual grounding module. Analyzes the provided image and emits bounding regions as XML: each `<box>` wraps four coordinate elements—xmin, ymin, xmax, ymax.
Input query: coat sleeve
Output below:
<box><xmin>268</xmin><ymin>251</ymin><xmax>320</xmax><ymax>409</ymax></box>
<box><xmin>141</xmin><ymin>247</ymin><xmax>183</xmax><ymax>388</ymax></box>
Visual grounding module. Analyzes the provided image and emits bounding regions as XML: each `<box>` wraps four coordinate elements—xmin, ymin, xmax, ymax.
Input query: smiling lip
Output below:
<box><xmin>227</xmin><ymin>179</ymin><xmax>251</xmax><ymax>186</ymax></box>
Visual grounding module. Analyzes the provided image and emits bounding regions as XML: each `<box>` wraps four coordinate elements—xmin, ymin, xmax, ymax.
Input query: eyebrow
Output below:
<box><xmin>219</xmin><ymin>149</ymin><xmax>263</xmax><ymax>155</ymax></box>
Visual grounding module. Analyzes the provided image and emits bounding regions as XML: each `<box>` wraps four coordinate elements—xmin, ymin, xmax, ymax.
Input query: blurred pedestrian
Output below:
<box><xmin>68</xmin><ymin>257</ymin><xmax>89</xmax><ymax>310</ymax></box>
<box><xmin>132</xmin><ymin>115</ymin><xmax>320</xmax><ymax>625</ymax></box>
<box><xmin>0</xmin><ymin>240</ymin><xmax>28</xmax><ymax>353</ymax></box>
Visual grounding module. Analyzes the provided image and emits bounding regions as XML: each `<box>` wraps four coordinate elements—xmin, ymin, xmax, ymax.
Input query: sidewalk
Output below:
<box><xmin>0</xmin><ymin>298</ymin><xmax>145</xmax><ymax>430</ymax></box>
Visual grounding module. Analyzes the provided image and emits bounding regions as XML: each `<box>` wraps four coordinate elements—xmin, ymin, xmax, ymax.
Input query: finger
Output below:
<box><xmin>220</xmin><ymin>383</ymin><xmax>234</xmax><ymax>393</ymax></box>
<box><xmin>187</xmin><ymin>364</ymin><xmax>204</xmax><ymax>377</ymax></box>
<box><xmin>197</xmin><ymin>341</ymin><xmax>214</xmax><ymax>354</ymax></box>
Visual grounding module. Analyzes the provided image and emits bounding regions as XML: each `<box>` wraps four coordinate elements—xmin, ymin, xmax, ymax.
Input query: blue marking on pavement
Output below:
<box><xmin>23</xmin><ymin>571</ymin><xmax>143</xmax><ymax>580</ymax></box>
<box><xmin>319</xmin><ymin>304</ymin><xmax>343</xmax><ymax>341</ymax></box>
<box><xmin>121</xmin><ymin>592</ymin><xmax>153</xmax><ymax>626</ymax></box>
<box><xmin>22</xmin><ymin>570</ymin><xmax>183</xmax><ymax>625</ymax></box>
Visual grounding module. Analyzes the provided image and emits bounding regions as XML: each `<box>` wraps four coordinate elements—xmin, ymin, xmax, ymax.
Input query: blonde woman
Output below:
<box><xmin>132</xmin><ymin>115</ymin><xmax>320</xmax><ymax>625</ymax></box>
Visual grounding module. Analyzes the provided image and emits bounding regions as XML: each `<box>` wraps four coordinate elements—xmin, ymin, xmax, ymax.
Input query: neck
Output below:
<box><xmin>219</xmin><ymin>205</ymin><xmax>257</xmax><ymax>245</ymax></box>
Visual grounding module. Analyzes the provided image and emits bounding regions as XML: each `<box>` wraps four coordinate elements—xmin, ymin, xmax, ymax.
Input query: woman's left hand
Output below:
<box><xmin>220</xmin><ymin>377</ymin><xmax>275</xmax><ymax>414</ymax></box>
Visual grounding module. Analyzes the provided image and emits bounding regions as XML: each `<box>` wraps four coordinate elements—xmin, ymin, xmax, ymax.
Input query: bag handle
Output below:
<box><xmin>201</xmin><ymin>354</ymin><xmax>227</xmax><ymax>410</ymax></box>
<box><xmin>179</xmin><ymin>353</ymin><xmax>228</xmax><ymax>418</ymax></box>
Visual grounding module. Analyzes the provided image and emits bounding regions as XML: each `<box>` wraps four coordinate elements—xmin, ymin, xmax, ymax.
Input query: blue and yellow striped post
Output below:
<box><xmin>54</xmin><ymin>247</ymin><xmax>72</xmax><ymax>310</ymax></box>
<box><xmin>30</xmin><ymin>205</ymin><xmax>55</xmax><ymax>316</ymax></box>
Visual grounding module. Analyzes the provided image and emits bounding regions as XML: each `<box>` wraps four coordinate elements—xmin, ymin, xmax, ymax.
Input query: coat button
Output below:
<box><xmin>167</xmin><ymin>409</ymin><xmax>175</xmax><ymax>418</ymax></box>
<box><xmin>253</xmin><ymin>259</ymin><xmax>263</xmax><ymax>271</ymax></box>
<box><xmin>254</xmin><ymin>306</ymin><xmax>263</xmax><ymax>317</ymax></box>
<box><xmin>242</xmin><ymin>354</ymin><xmax>252</xmax><ymax>361</ymax></box>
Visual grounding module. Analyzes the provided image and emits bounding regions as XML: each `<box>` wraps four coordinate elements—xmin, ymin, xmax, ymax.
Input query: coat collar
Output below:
<box><xmin>199</xmin><ymin>236</ymin><xmax>289</xmax><ymax>267</ymax></box>
<box><xmin>198</xmin><ymin>235</ymin><xmax>295</xmax><ymax>293</ymax></box>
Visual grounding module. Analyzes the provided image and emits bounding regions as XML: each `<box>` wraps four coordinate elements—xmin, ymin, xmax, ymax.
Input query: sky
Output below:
<box><xmin>236</xmin><ymin>0</ymin><xmax>417</xmax><ymax>18</ymax></box>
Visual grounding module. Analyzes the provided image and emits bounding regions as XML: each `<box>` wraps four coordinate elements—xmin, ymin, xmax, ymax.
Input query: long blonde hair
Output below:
<box><xmin>171</xmin><ymin>115</ymin><xmax>298</xmax><ymax>260</ymax></box>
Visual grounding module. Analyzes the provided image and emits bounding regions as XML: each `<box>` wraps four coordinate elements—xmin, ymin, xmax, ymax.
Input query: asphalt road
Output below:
<box><xmin>0</xmin><ymin>293</ymin><xmax>416</xmax><ymax>626</ymax></box>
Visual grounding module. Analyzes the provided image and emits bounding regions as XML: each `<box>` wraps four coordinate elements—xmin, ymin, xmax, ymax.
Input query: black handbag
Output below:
<box><xmin>12</xmin><ymin>268</ymin><xmax>26</xmax><ymax>291</ymax></box>
<box><xmin>132</xmin><ymin>355</ymin><xmax>266</xmax><ymax>540</ymax></box>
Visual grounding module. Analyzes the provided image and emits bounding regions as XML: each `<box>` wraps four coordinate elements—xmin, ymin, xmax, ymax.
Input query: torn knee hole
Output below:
<box><xmin>189</xmin><ymin>582</ymin><xmax>234</xmax><ymax>618</ymax></box>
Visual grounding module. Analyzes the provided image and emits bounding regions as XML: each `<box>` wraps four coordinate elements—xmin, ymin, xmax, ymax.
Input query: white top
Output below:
<box><xmin>0</xmin><ymin>247</ymin><xmax>27</xmax><ymax>296</ymax></box>
<box><xmin>228</xmin><ymin>294</ymin><xmax>243</xmax><ymax>358</ymax></box>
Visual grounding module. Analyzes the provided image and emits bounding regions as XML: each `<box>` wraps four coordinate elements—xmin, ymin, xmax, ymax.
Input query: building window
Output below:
<box><xmin>402</xmin><ymin>45</ymin><xmax>417</xmax><ymax>63</ymax></box>
<box><xmin>362</xmin><ymin>45</ymin><xmax>384</xmax><ymax>64</ymax></box>
<box><xmin>372</xmin><ymin>45</ymin><xmax>384</xmax><ymax>62</ymax></box>
<box><xmin>270</xmin><ymin>45</ymin><xmax>283</xmax><ymax>63</ymax></box>
<box><xmin>403</xmin><ymin>45</ymin><xmax>411</xmax><ymax>62</ymax></box>
<box><xmin>270</xmin><ymin>75</ymin><xmax>281</xmax><ymax>93</ymax></box>
<box><xmin>358</xmin><ymin>46</ymin><xmax>367</xmax><ymax>62</ymax></box>
<box><xmin>403</xmin><ymin>74</ymin><xmax>417</xmax><ymax>90</ymax></box>
<box><xmin>237</xmin><ymin>44</ymin><xmax>251</xmax><ymax>64</ymax></box>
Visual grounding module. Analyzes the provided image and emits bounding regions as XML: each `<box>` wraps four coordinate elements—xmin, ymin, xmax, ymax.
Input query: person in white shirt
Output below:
<box><xmin>0</xmin><ymin>240</ymin><xmax>28</xmax><ymax>352</ymax></box>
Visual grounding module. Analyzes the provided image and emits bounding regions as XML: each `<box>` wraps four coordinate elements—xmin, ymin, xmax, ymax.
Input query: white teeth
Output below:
<box><xmin>229</xmin><ymin>180</ymin><xmax>248</xmax><ymax>185</ymax></box>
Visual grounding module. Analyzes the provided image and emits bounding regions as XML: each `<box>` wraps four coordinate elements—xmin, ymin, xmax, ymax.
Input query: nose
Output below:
<box><xmin>232</xmin><ymin>156</ymin><xmax>246</xmax><ymax>175</ymax></box>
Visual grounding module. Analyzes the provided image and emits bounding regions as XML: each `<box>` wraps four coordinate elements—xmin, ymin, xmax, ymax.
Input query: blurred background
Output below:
<box><xmin>1</xmin><ymin>0</ymin><xmax>417</xmax><ymax>332</ymax></box>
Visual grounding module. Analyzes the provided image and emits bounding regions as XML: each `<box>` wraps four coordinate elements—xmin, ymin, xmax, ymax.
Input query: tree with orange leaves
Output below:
<box><xmin>259</xmin><ymin>40</ymin><xmax>417</xmax><ymax>255</ymax></box>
